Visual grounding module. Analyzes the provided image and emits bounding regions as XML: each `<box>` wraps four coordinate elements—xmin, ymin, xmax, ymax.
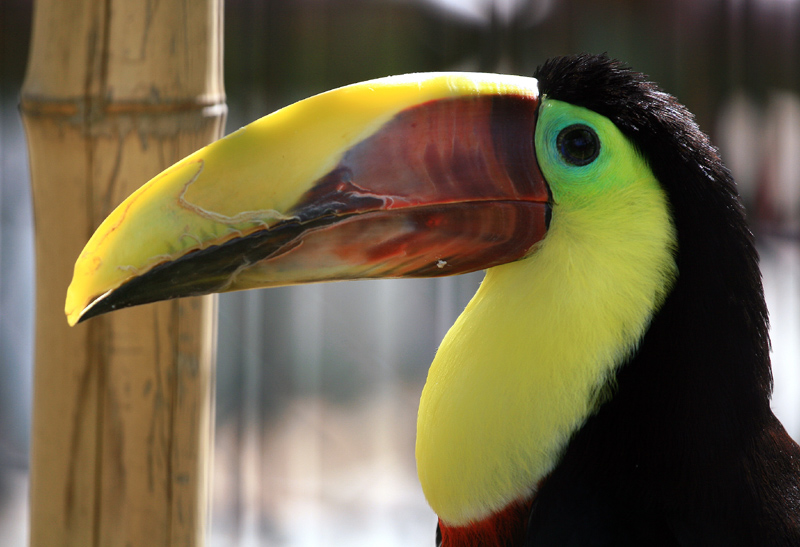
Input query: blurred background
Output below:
<box><xmin>2</xmin><ymin>0</ymin><xmax>800</xmax><ymax>545</ymax></box>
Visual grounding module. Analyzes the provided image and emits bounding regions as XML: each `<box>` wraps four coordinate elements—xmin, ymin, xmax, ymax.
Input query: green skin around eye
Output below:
<box><xmin>535</xmin><ymin>99</ymin><xmax>654</xmax><ymax>210</ymax></box>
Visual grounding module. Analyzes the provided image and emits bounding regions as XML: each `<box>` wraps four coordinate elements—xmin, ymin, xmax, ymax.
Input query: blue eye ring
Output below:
<box><xmin>556</xmin><ymin>124</ymin><xmax>600</xmax><ymax>166</ymax></box>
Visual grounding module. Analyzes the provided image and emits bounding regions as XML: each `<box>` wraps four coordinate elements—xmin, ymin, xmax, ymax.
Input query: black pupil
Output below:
<box><xmin>557</xmin><ymin>124</ymin><xmax>600</xmax><ymax>166</ymax></box>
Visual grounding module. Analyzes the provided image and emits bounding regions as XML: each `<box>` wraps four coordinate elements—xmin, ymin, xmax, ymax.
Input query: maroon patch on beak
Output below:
<box><xmin>278</xmin><ymin>94</ymin><xmax>549</xmax><ymax>277</ymax></box>
<box><xmin>295</xmin><ymin>94</ymin><xmax>547</xmax><ymax>221</ymax></box>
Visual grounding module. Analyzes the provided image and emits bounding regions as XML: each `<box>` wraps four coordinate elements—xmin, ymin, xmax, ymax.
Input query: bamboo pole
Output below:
<box><xmin>21</xmin><ymin>1</ymin><xmax>224</xmax><ymax>545</ymax></box>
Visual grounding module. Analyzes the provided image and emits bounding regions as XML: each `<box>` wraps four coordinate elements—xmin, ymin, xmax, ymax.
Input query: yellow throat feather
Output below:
<box><xmin>415</xmin><ymin>100</ymin><xmax>678</xmax><ymax>526</ymax></box>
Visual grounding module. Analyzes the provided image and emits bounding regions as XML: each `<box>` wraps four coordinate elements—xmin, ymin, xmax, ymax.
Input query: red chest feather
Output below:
<box><xmin>439</xmin><ymin>498</ymin><xmax>535</xmax><ymax>547</ymax></box>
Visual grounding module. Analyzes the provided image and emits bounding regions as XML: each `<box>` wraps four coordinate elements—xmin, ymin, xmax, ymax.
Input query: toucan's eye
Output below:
<box><xmin>556</xmin><ymin>124</ymin><xmax>600</xmax><ymax>166</ymax></box>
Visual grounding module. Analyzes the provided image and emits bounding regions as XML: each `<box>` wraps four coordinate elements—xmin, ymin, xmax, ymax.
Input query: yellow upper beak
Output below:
<box><xmin>66</xmin><ymin>72</ymin><xmax>547</xmax><ymax>326</ymax></box>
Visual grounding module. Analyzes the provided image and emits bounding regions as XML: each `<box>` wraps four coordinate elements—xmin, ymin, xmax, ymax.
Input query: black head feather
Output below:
<box><xmin>535</xmin><ymin>53</ymin><xmax>771</xmax><ymax>402</ymax></box>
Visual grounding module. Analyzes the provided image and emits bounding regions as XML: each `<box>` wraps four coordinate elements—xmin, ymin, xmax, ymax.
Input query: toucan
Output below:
<box><xmin>65</xmin><ymin>54</ymin><xmax>800</xmax><ymax>545</ymax></box>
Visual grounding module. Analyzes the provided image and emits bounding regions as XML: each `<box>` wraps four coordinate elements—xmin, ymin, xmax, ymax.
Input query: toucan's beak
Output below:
<box><xmin>66</xmin><ymin>72</ymin><xmax>548</xmax><ymax>326</ymax></box>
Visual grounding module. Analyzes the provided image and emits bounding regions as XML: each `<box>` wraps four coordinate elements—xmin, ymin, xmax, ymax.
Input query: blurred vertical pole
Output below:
<box><xmin>20</xmin><ymin>1</ymin><xmax>224</xmax><ymax>546</ymax></box>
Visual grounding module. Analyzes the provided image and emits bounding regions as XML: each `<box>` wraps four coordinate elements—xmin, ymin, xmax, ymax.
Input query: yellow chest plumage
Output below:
<box><xmin>415</xmin><ymin>155</ymin><xmax>677</xmax><ymax>526</ymax></box>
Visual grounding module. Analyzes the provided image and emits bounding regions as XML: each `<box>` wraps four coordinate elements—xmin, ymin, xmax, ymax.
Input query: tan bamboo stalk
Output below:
<box><xmin>20</xmin><ymin>1</ymin><xmax>224</xmax><ymax>545</ymax></box>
